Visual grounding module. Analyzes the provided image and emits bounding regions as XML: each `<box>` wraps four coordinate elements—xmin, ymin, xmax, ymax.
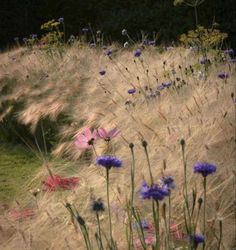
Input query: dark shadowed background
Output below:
<box><xmin>0</xmin><ymin>0</ymin><xmax>235</xmax><ymax>50</ymax></box>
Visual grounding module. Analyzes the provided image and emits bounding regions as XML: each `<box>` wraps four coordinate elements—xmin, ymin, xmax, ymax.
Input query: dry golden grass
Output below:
<box><xmin>0</xmin><ymin>44</ymin><xmax>235</xmax><ymax>249</ymax></box>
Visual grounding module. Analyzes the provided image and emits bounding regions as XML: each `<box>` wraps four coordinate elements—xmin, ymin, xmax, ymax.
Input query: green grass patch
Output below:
<box><xmin>0</xmin><ymin>143</ymin><xmax>41</xmax><ymax>202</ymax></box>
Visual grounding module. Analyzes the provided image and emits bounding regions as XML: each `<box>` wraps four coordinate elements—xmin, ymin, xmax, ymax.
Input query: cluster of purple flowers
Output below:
<box><xmin>140</xmin><ymin>182</ymin><xmax>169</xmax><ymax>201</ymax></box>
<box><xmin>157</xmin><ymin>82</ymin><xmax>172</xmax><ymax>90</ymax></box>
<box><xmin>224</xmin><ymin>49</ymin><xmax>234</xmax><ymax>56</ymax></box>
<box><xmin>218</xmin><ymin>72</ymin><xmax>229</xmax><ymax>79</ymax></box>
<box><xmin>143</xmin><ymin>40</ymin><xmax>156</xmax><ymax>46</ymax></box>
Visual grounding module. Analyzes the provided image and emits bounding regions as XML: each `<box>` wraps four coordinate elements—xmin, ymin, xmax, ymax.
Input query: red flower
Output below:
<box><xmin>8</xmin><ymin>208</ymin><xmax>35</xmax><ymax>221</ymax></box>
<box><xmin>42</xmin><ymin>175</ymin><xmax>79</xmax><ymax>192</ymax></box>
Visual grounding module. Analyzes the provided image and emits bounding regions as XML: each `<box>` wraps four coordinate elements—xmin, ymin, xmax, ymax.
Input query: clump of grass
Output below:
<box><xmin>0</xmin><ymin>143</ymin><xmax>41</xmax><ymax>202</ymax></box>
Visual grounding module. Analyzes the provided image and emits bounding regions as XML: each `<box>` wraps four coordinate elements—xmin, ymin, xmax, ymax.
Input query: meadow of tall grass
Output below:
<box><xmin>0</xmin><ymin>32</ymin><xmax>235</xmax><ymax>250</ymax></box>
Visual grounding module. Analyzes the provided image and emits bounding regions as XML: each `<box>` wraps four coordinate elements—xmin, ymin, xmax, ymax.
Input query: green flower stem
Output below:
<box><xmin>127</xmin><ymin>206</ymin><xmax>134</xmax><ymax>250</ymax></box>
<box><xmin>153</xmin><ymin>200</ymin><xmax>160</xmax><ymax>250</ymax></box>
<box><xmin>181</xmin><ymin>140</ymin><xmax>192</xmax><ymax>234</ymax></box>
<box><xmin>129</xmin><ymin>143</ymin><xmax>135</xmax><ymax>249</ymax></box>
<box><xmin>96</xmin><ymin>212</ymin><xmax>104</xmax><ymax>250</ymax></box>
<box><xmin>218</xmin><ymin>220</ymin><xmax>222</xmax><ymax>250</ymax></box>
<box><xmin>142</xmin><ymin>141</ymin><xmax>154</xmax><ymax>184</ymax></box>
<box><xmin>168</xmin><ymin>195</ymin><xmax>171</xmax><ymax>249</ymax></box>
<box><xmin>129</xmin><ymin>143</ymin><xmax>135</xmax><ymax>208</ymax></box>
<box><xmin>203</xmin><ymin>177</ymin><xmax>207</xmax><ymax>249</ymax></box>
<box><xmin>132</xmin><ymin>207</ymin><xmax>147</xmax><ymax>250</ymax></box>
<box><xmin>92</xmin><ymin>144</ymin><xmax>98</xmax><ymax>157</ymax></box>
<box><xmin>106</xmin><ymin>168</ymin><xmax>114</xmax><ymax>248</ymax></box>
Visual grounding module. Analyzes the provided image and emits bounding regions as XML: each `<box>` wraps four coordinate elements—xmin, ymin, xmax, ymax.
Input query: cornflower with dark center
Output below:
<box><xmin>193</xmin><ymin>162</ymin><xmax>217</xmax><ymax>177</ymax></box>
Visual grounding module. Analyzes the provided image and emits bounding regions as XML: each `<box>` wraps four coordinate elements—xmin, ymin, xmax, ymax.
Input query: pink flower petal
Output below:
<box><xmin>108</xmin><ymin>127</ymin><xmax>119</xmax><ymax>138</ymax></box>
<box><xmin>92</xmin><ymin>129</ymin><xmax>97</xmax><ymax>140</ymax></box>
<box><xmin>75</xmin><ymin>140</ymin><xmax>91</xmax><ymax>149</ymax></box>
<box><xmin>83</xmin><ymin>128</ymin><xmax>93</xmax><ymax>139</ymax></box>
<box><xmin>98</xmin><ymin>128</ymin><xmax>108</xmax><ymax>138</ymax></box>
<box><xmin>75</xmin><ymin>134</ymin><xmax>88</xmax><ymax>143</ymax></box>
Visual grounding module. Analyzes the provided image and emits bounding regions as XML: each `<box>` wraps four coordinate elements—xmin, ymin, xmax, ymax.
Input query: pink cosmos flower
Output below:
<box><xmin>97</xmin><ymin>127</ymin><xmax>119</xmax><ymax>141</ymax></box>
<box><xmin>75</xmin><ymin>128</ymin><xmax>97</xmax><ymax>149</ymax></box>
<box><xmin>170</xmin><ymin>223</ymin><xmax>185</xmax><ymax>240</ymax></box>
<box><xmin>134</xmin><ymin>234</ymin><xmax>156</xmax><ymax>249</ymax></box>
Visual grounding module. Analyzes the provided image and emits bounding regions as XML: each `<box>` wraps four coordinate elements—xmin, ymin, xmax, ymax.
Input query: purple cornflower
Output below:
<box><xmin>128</xmin><ymin>88</ymin><xmax>136</xmax><ymax>94</ymax></box>
<box><xmin>157</xmin><ymin>82</ymin><xmax>171</xmax><ymax>90</ymax></box>
<box><xmin>82</xmin><ymin>28</ymin><xmax>89</xmax><ymax>32</ymax></box>
<box><xmin>228</xmin><ymin>58</ymin><xmax>236</xmax><ymax>63</ymax></box>
<box><xmin>160</xmin><ymin>176</ymin><xmax>176</xmax><ymax>190</ymax></box>
<box><xmin>157</xmin><ymin>84</ymin><xmax>165</xmax><ymax>90</ymax></box>
<box><xmin>189</xmin><ymin>234</ymin><xmax>205</xmax><ymax>247</ymax></box>
<box><xmin>148</xmin><ymin>40</ymin><xmax>155</xmax><ymax>46</ymax></box>
<box><xmin>224</xmin><ymin>49</ymin><xmax>234</xmax><ymax>55</ymax></box>
<box><xmin>91</xmin><ymin>198</ymin><xmax>105</xmax><ymax>213</ymax></box>
<box><xmin>96</xmin><ymin>155</ymin><xmax>122</xmax><ymax>169</ymax></box>
<box><xmin>149</xmin><ymin>92</ymin><xmax>157</xmax><ymax>98</ymax></box>
<box><xmin>200</xmin><ymin>57</ymin><xmax>207</xmax><ymax>64</ymax></box>
<box><xmin>105</xmin><ymin>49</ymin><xmax>112</xmax><ymax>57</ymax></box>
<box><xmin>218</xmin><ymin>72</ymin><xmax>229</xmax><ymax>79</ymax></box>
<box><xmin>58</xmin><ymin>17</ymin><xmax>64</xmax><ymax>23</ymax></box>
<box><xmin>132</xmin><ymin>220</ymin><xmax>152</xmax><ymax>230</ymax></box>
<box><xmin>193</xmin><ymin>162</ymin><xmax>217</xmax><ymax>177</ymax></box>
<box><xmin>140</xmin><ymin>182</ymin><xmax>169</xmax><ymax>201</ymax></box>
<box><xmin>134</xmin><ymin>49</ymin><xmax>142</xmax><ymax>57</ymax></box>
<box><xmin>162</xmin><ymin>82</ymin><xmax>172</xmax><ymax>88</ymax></box>
<box><xmin>99</xmin><ymin>70</ymin><xmax>106</xmax><ymax>76</ymax></box>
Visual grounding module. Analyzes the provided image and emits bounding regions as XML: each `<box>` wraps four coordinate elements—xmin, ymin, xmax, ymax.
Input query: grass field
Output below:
<box><xmin>0</xmin><ymin>143</ymin><xmax>40</xmax><ymax>203</ymax></box>
<box><xmin>0</xmin><ymin>43</ymin><xmax>235</xmax><ymax>249</ymax></box>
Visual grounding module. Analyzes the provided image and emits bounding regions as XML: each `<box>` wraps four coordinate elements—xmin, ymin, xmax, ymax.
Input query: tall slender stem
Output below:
<box><xmin>96</xmin><ymin>212</ymin><xmax>104</xmax><ymax>250</ymax></box>
<box><xmin>181</xmin><ymin>140</ymin><xmax>192</xmax><ymax>234</ymax></box>
<box><xmin>168</xmin><ymin>195</ymin><xmax>171</xmax><ymax>249</ymax></box>
<box><xmin>203</xmin><ymin>177</ymin><xmax>206</xmax><ymax>249</ymax></box>
<box><xmin>129</xmin><ymin>143</ymin><xmax>135</xmax><ymax>207</ymax></box>
<box><xmin>152</xmin><ymin>200</ymin><xmax>160</xmax><ymax>250</ymax></box>
<box><xmin>92</xmin><ymin>144</ymin><xmax>98</xmax><ymax>157</ymax></box>
<box><xmin>106</xmin><ymin>168</ymin><xmax>114</xmax><ymax>247</ymax></box>
<box><xmin>142</xmin><ymin>141</ymin><xmax>154</xmax><ymax>184</ymax></box>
